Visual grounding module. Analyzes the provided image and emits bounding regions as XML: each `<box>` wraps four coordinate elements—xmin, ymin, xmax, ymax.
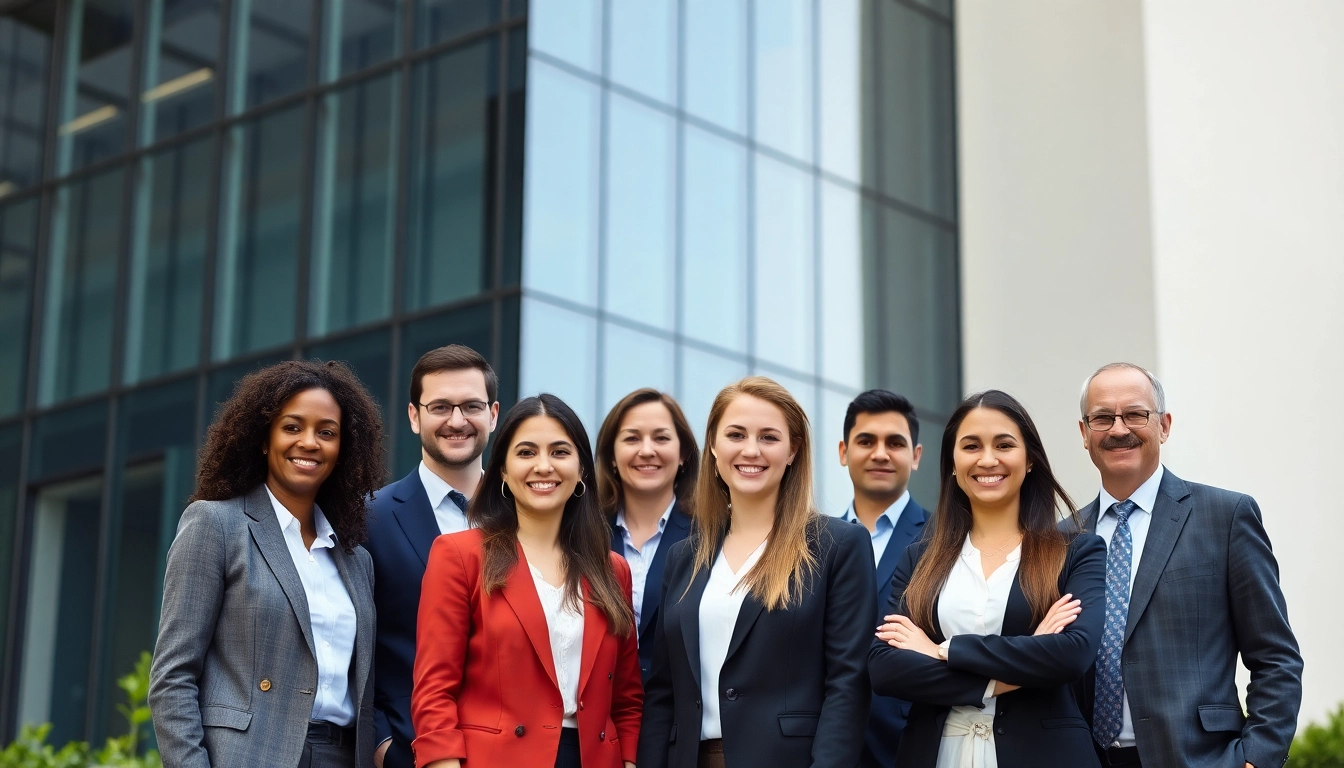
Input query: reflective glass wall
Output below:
<box><xmin>0</xmin><ymin>0</ymin><xmax>523</xmax><ymax>744</ymax></box>
<box><xmin>519</xmin><ymin>0</ymin><xmax>959</xmax><ymax>513</ymax></box>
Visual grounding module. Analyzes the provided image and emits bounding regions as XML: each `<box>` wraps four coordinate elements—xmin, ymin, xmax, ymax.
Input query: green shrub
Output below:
<box><xmin>1292</xmin><ymin>704</ymin><xmax>1344</xmax><ymax>767</ymax></box>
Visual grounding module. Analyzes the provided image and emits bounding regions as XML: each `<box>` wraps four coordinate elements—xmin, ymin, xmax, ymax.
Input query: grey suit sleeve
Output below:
<box><xmin>148</xmin><ymin>502</ymin><xmax>228</xmax><ymax>768</ymax></box>
<box><xmin>1227</xmin><ymin>495</ymin><xmax>1302</xmax><ymax>768</ymax></box>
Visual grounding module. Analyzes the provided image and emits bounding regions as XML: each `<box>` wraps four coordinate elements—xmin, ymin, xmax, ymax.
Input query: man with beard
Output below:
<box><xmin>365</xmin><ymin>345</ymin><xmax>499</xmax><ymax>768</ymax></box>
<box><xmin>1068</xmin><ymin>363</ymin><xmax>1300</xmax><ymax>768</ymax></box>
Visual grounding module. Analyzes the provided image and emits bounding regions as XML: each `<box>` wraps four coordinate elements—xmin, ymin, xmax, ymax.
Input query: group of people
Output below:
<box><xmin>146</xmin><ymin>344</ymin><xmax>1303</xmax><ymax>768</ymax></box>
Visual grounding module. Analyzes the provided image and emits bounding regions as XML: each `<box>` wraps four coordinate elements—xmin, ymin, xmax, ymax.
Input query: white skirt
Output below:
<box><xmin>935</xmin><ymin>708</ymin><xmax>998</xmax><ymax>768</ymax></box>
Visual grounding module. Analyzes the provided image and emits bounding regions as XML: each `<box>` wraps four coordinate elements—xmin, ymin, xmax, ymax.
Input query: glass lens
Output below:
<box><xmin>1122</xmin><ymin>411</ymin><xmax>1150</xmax><ymax>427</ymax></box>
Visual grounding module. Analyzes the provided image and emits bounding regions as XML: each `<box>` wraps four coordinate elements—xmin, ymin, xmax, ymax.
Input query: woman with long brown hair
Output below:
<box><xmin>411</xmin><ymin>394</ymin><xmax>641</xmax><ymax>768</ymax></box>
<box><xmin>637</xmin><ymin>377</ymin><xmax>875</xmax><ymax>768</ymax></box>
<box><xmin>868</xmin><ymin>390</ymin><xmax>1106</xmax><ymax>768</ymax></box>
<box><xmin>596</xmin><ymin>389</ymin><xmax>699</xmax><ymax>681</ymax></box>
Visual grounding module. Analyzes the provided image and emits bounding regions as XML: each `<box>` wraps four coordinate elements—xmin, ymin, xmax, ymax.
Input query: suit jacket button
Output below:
<box><xmin>515</xmin><ymin>725</ymin><xmax>525</xmax><ymax>737</ymax></box>
<box><xmin>725</xmin><ymin>688</ymin><xmax>738</xmax><ymax>701</ymax></box>
<box><xmin>578</xmin><ymin>701</ymin><xmax>585</xmax><ymax>711</ymax></box>
<box><xmin>259</xmin><ymin>679</ymin><xmax>271</xmax><ymax>692</ymax></box>
<box><xmin>695</xmin><ymin>699</ymin><xmax>701</xmax><ymax>708</ymax></box>
<box><xmin>607</xmin><ymin>673</ymin><xmax>613</xmax><ymax>680</ymax></box>
<box><xmin>996</xmin><ymin>727</ymin><xmax>1005</xmax><ymax>735</ymax></box>
<box><xmin>599</xmin><ymin>731</ymin><xmax>606</xmax><ymax>740</ymax></box>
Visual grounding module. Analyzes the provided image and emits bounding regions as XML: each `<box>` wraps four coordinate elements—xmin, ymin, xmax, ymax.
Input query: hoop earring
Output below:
<box><xmin>501</xmin><ymin>480</ymin><xmax>512</xmax><ymax>499</ymax></box>
<box><xmin>573</xmin><ymin>480</ymin><xmax>586</xmax><ymax>498</ymax></box>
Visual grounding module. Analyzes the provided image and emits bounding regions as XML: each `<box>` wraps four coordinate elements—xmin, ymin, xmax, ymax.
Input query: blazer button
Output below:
<box><xmin>599</xmin><ymin>731</ymin><xmax>606</xmax><ymax>740</ymax></box>
<box><xmin>695</xmin><ymin>699</ymin><xmax>701</xmax><ymax>708</ymax></box>
<box><xmin>996</xmin><ymin>727</ymin><xmax>1005</xmax><ymax>735</ymax></box>
<box><xmin>258</xmin><ymin>679</ymin><xmax>272</xmax><ymax>692</ymax></box>
<box><xmin>725</xmin><ymin>688</ymin><xmax>738</xmax><ymax>701</ymax></box>
<box><xmin>515</xmin><ymin>725</ymin><xmax>525</xmax><ymax>737</ymax></box>
<box><xmin>607</xmin><ymin>673</ymin><xmax>613</xmax><ymax>680</ymax></box>
<box><xmin>578</xmin><ymin>701</ymin><xmax>585</xmax><ymax>711</ymax></box>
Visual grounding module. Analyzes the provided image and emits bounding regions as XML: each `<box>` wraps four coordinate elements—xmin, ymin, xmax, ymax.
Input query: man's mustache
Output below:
<box><xmin>1100</xmin><ymin>433</ymin><xmax>1142</xmax><ymax>450</ymax></box>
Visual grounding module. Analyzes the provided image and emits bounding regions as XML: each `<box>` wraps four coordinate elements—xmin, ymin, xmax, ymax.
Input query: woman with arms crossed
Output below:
<box><xmin>149</xmin><ymin>360</ymin><xmax>386</xmax><ymax>768</ymax></box>
<box><xmin>637</xmin><ymin>376</ymin><xmax>875</xmax><ymax>768</ymax></box>
<box><xmin>869</xmin><ymin>390</ymin><xmax>1106</xmax><ymax>768</ymax></box>
<box><xmin>412</xmin><ymin>394</ymin><xmax>641</xmax><ymax>768</ymax></box>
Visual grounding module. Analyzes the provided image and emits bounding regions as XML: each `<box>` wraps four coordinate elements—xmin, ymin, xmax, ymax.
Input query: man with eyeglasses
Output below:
<box><xmin>1067</xmin><ymin>362</ymin><xmax>1300</xmax><ymax>768</ymax></box>
<box><xmin>365</xmin><ymin>345</ymin><xmax>500</xmax><ymax>768</ymax></box>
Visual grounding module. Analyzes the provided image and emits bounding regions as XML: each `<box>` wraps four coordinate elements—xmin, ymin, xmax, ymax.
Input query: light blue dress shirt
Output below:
<box><xmin>841</xmin><ymin>490</ymin><xmax>911</xmax><ymax>566</ymax></box>
<box><xmin>418</xmin><ymin>461</ymin><xmax>470</xmax><ymax>535</ymax></box>
<box><xmin>614</xmin><ymin>499</ymin><xmax>675</xmax><ymax>630</ymax></box>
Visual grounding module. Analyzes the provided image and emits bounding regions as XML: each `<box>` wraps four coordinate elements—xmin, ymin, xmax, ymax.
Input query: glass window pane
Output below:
<box><xmin>819</xmin><ymin>386</ymin><xmax>859</xmax><ymax>516</ymax></box>
<box><xmin>529</xmin><ymin>0</ymin><xmax>601</xmax><ymax>74</ymax></box>
<box><xmin>682</xmin><ymin>126</ymin><xmax>746</xmax><ymax>352</ymax></box>
<box><xmin>608</xmin><ymin>0</ymin><xmax>676</xmax><ymax>105</ymax></box>
<box><xmin>324</xmin><ymin>0</ymin><xmax>403</xmax><ymax>80</ymax></box>
<box><xmin>753</xmin><ymin>0</ymin><xmax>812</xmax><ymax>162</ymax></box>
<box><xmin>908</xmin><ymin>417</ymin><xmax>943</xmax><ymax>505</ymax></box>
<box><xmin>228</xmin><ymin>0</ymin><xmax>311</xmax><ymax>113</ymax></box>
<box><xmin>307</xmin><ymin>327</ymin><xmax>394</xmax><ymax>449</ymax></box>
<box><xmin>522</xmin><ymin>60</ymin><xmax>599</xmax><ymax>306</ymax></box>
<box><xmin>818</xmin><ymin>0</ymin><xmax>863</xmax><ymax>182</ymax></box>
<box><xmin>125</xmin><ymin>137</ymin><xmax>212</xmax><ymax>384</ymax></box>
<box><xmin>405</xmin><ymin>40</ymin><xmax>497</xmax><ymax>311</ymax></box>
<box><xmin>603</xmin><ymin>94</ymin><xmax>674</xmax><ymax>329</ymax></box>
<box><xmin>55</xmin><ymin>0</ymin><xmax>135</xmax><ymax>173</ymax></box>
<box><xmin>397</xmin><ymin>302</ymin><xmax>493</xmax><ymax>474</ymax></box>
<box><xmin>38</xmin><ymin>168</ymin><xmax>125</xmax><ymax>405</ymax></box>
<box><xmin>759</xmin><ymin>367</ymin><xmax>817</xmax><ymax>494</ymax></box>
<box><xmin>416</xmin><ymin>0</ymin><xmax>498</xmax><ymax>50</ymax></box>
<box><xmin>18</xmin><ymin>474</ymin><xmax>104</xmax><ymax>746</ymax></box>
<box><xmin>0</xmin><ymin>196</ymin><xmax>39</xmax><ymax>416</ymax></box>
<box><xmin>520</xmin><ymin>298</ymin><xmax>597</xmax><ymax>434</ymax></box>
<box><xmin>678</xmin><ymin>346</ymin><xmax>747</xmax><ymax>441</ymax></box>
<box><xmin>878</xmin><ymin>1</ymin><xmax>956</xmax><ymax>218</ymax></box>
<box><xmin>600</xmin><ymin>323</ymin><xmax>674</xmax><ymax>416</ymax></box>
<box><xmin>213</xmin><ymin>104</ymin><xmax>305</xmax><ymax>361</ymax></box>
<box><xmin>753</xmin><ymin>154</ymin><xmax>814</xmax><ymax>375</ymax></box>
<box><xmin>0</xmin><ymin>4</ymin><xmax>56</xmax><ymax>191</ymax></box>
<box><xmin>205</xmin><ymin>352</ymin><xmax>290</xmax><ymax>425</ymax></box>
<box><xmin>0</xmin><ymin>423</ymin><xmax>21</xmax><ymax>671</ymax></box>
<box><xmin>311</xmin><ymin>73</ymin><xmax>397</xmax><ymax>336</ymax></box>
<box><xmin>29</xmin><ymin>400</ymin><xmax>109</xmax><ymax>481</ymax></box>
<box><xmin>501</xmin><ymin>28</ymin><xmax>526</xmax><ymax>288</ymax></box>
<box><xmin>881</xmin><ymin>207</ymin><xmax>959</xmax><ymax>416</ymax></box>
<box><xmin>140</xmin><ymin>0</ymin><xmax>221</xmax><ymax>144</ymax></box>
<box><xmin>819</xmin><ymin>181</ymin><xmax>868</xmax><ymax>389</ymax></box>
<box><xmin>684</xmin><ymin>0</ymin><xmax>745</xmax><ymax>134</ymax></box>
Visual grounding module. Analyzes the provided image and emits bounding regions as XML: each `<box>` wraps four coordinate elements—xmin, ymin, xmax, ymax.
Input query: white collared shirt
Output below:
<box><xmin>265</xmin><ymin>485</ymin><xmax>357</xmax><ymax>726</ymax></box>
<box><xmin>699</xmin><ymin>540</ymin><xmax>768</xmax><ymax>740</ymax></box>
<box><xmin>614</xmin><ymin>499</ymin><xmax>675</xmax><ymax>630</ymax></box>
<box><xmin>841</xmin><ymin>490</ymin><xmax>911</xmax><ymax>566</ymax></box>
<box><xmin>418</xmin><ymin>461</ymin><xmax>471</xmax><ymax>535</ymax></box>
<box><xmin>530</xmin><ymin>564</ymin><xmax>585</xmax><ymax>728</ymax></box>
<box><xmin>1092</xmin><ymin>464</ymin><xmax>1164</xmax><ymax>748</ymax></box>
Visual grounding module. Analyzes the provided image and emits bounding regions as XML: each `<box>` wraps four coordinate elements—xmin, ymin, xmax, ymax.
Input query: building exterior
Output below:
<box><xmin>0</xmin><ymin>0</ymin><xmax>958</xmax><ymax>746</ymax></box>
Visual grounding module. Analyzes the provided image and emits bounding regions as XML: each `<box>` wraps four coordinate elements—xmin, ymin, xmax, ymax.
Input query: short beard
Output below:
<box><xmin>421</xmin><ymin>430</ymin><xmax>486</xmax><ymax>469</ymax></box>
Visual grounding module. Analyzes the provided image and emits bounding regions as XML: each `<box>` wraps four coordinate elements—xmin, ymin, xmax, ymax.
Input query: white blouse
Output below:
<box><xmin>935</xmin><ymin>535</ymin><xmax>1021</xmax><ymax>768</ymax></box>
<box><xmin>698</xmin><ymin>540</ymin><xmax>768</xmax><ymax>740</ymax></box>
<box><xmin>530</xmin><ymin>564</ymin><xmax>585</xmax><ymax>728</ymax></box>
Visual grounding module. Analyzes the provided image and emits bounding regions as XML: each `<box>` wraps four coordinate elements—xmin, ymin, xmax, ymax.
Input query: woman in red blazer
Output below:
<box><xmin>412</xmin><ymin>393</ymin><xmax>642</xmax><ymax>768</ymax></box>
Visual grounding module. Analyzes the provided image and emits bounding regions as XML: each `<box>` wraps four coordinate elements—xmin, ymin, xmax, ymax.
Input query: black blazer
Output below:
<box><xmin>637</xmin><ymin>514</ymin><xmax>876</xmax><ymax>768</ymax></box>
<box><xmin>609</xmin><ymin>501</ymin><xmax>694</xmax><ymax>681</ymax></box>
<box><xmin>869</xmin><ymin>533</ymin><xmax>1106</xmax><ymax>768</ymax></box>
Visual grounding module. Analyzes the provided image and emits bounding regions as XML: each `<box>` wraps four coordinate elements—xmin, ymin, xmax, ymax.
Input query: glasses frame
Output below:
<box><xmin>416</xmin><ymin>399</ymin><xmax>492</xmax><ymax>419</ymax></box>
<box><xmin>1084</xmin><ymin>410</ymin><xmax>1155</xmax><ymax>431</ymax></box>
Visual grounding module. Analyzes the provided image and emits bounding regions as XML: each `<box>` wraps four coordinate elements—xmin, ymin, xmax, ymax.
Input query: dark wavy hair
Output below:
<box><xmin>192</xmin><ymin>360</ymin><xmax>387</xmax><ymax>548</ymax></box>
<box><xmin>595</xmin><ymin>388</ymin><xmax>700</xmax><ymax>518</ymax></box>
<box><xmin>469</xmin><ymin>393</ymin><xmax>634</xmax><ymax>637</ymax></box>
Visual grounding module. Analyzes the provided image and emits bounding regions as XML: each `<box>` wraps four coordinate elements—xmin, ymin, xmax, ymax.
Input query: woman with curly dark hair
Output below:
<box><xmin>149</xmin><ymin>360</ymin><xmax>387</xmax><ymax>768</ymax></box>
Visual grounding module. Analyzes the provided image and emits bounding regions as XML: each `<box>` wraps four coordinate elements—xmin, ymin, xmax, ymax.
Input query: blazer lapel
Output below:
<box><xmin>724</xmin><ymin>591</ymin><xmax>766</xmax><ymax>663</ymax></box>
<box><xmin>877</xmin><ymin>500</ymin><xmax>926</xmax><ymax>596</ymax></box>
<box><xmin>1124</xmin><ymin>470</ymin><xmax>1192</xmax><ymax>643</ymax></box>
<box><xmin>640</xmin><ymin>503</ymin><xmax>692</xmax><ymax>637</ymax></box>
<box><xmin>244</xmin><ymin>485</ymin><xmax>317</xmax><ymax>659</ymax></box>
<box><xmin>678</xmin><ymin>560</ymin><xmax>711</xmax><ymax>691</ymax></box>
<box><xmin>331</xmin><ymin>538</ymin><xmax>373</xmax><ymax>707</ymax></box>
<box><xmin>499</xmin><ymin>546</ymin><xmax>560</xmax><ymax>689</ymax></box>
<box><xmin>1077</xmin><ymin>498</ymin><xmax>1101</xmax><ymax>534</ymax></box>
<box><xmin>578</xmin><ymin>578</ymin><xmax>603</xmax><ymax>694</ymax></box>
<box><xmin>1001</xmin><ymin>568</ymin><xmax>1033</xmax><ymax>636</ymax></box>
<box><xmin>392</xmin><ymin>472</ymin><xmax>441</xmax><ymax>568</ymax></box>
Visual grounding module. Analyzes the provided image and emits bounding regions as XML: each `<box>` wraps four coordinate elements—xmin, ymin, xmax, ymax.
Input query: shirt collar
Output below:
<box><xmin>418</xmin><ymin>461</ymin><xmax>468</xmax><ymax>512</ymax></box>
<box><xmin>615</xmin><ymin>497</ymin><xmax>676</xmax><ymax>534</ymax></box>
<box><xmin>1098</xmin><ymin>464</ymin><xmax>1164</xmax><ymax>519</ymax></box>
<box><xmin>264</xmin><ymin>484</ymin><xmax>338</xmax><ymax>550</ymax></box>
<box><xmin>842</xmin><ymin>490</ymin><xmax>911</xmax><ymax>531</ymax></box>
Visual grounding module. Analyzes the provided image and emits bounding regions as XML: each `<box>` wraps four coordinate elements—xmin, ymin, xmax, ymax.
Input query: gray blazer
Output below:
<box><xmin>1068</xmin><ymin>469</ymin><xmax>1302</xmax><ymax>768</ymax></box>
<box><xmin>149</xmin><ymin>485</ymin><xmax>377</xmax><ymax>768</ymax></box>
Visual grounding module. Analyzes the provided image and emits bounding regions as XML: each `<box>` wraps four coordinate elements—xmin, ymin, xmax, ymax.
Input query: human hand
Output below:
<box><xmin>374</xmin><ymin>739</ymin><xmax>390</xmax><ymax>768</ymax></box>
<box><xmin>876</xmin><ymin>614</ymin><xmax>941</xmax><ymax>659</ymax></box>
<box><xmin>1033</xmin><ymin>593</ymin><xmax>1081</xmax><ymax>636</ymax></box>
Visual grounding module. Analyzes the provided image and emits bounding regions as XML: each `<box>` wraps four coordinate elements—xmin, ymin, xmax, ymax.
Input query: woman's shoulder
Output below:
<box><xmin>433</xmin><ymin>528</ymin><xmax>485</xmax><ymax>557</ymax></box>
<box><xmin>1063</xmin><ymin>530</ymin><xmax>1106</xmax><ymax>564</ymax></box>
<box><xmin>814</xmin><ymin>511</ymin><xmax>870</xmax><ymax>551</ymax></box>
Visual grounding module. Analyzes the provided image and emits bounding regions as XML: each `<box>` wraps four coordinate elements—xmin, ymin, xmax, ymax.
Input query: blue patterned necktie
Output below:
<box><xmin>1095</xmin><ymin>499</ymin><xmax>1137</xmax><ymax>746</ymax></box>
<box><xmin>447</xmin><ymin>490</ymin><xmax>470</xmax><ymax>514</ymax></box>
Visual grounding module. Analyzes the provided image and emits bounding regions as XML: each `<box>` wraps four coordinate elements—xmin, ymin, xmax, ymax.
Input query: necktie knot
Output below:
<box><xmin>447</xmin><ymin>489</ymin><xmax>470</xmax><ymax>513</ymax></box>
<box><xmin>1113</xmin><ymin>499</ymin><xmax>1137</xmax><ymax>524</ymax></box>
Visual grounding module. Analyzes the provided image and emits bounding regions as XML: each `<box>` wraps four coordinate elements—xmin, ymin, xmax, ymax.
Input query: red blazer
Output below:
<box><xmin>412</xmin><ymin>529</ymin><xmax>642</xmax><ymax>767</ymax></box>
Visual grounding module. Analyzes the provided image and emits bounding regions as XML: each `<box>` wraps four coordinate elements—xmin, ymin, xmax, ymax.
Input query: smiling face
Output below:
<box><xmin>266</xmin><ymin>387</ymin><xmax>342</xmax><ymax>503</ymax></box>
<box><xmin>840</xmin><ymin>411</ymin><xmax>922</xmax><ymax>503</ymax></box>
<box><xmin>613</xmin><ymin>400</ymin><xmax>682</xmax><ymax>500</ymax></box>
<box><xmin>502</xmin><ymin>415</ymin><xmax>582</xmax><ymax>518</ymax></box>
<box><xmin>1080</xmin><ymin>367</ymin><xmax>1171</xmax><ymax>495</ymax></box>
<box><xmin>409</xmin><ymin>368</ymin><xmax>499</xmax><ymax>471</ymax></box>
<box><xmin>952</xmin><ymin>407</ymin><xmax>1029</xmax><ymax>513</ymax></box>
<box><xmin>711</xmin><ymin>394</ymin><xmax>798</xmax><ymax>502</ymax></box>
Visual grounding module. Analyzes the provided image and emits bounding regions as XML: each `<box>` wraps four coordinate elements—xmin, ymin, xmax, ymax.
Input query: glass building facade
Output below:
<box><xmin>0</xmin><ymin>0</ymin><xmax>956</xmax><ymax>746</ymax></box>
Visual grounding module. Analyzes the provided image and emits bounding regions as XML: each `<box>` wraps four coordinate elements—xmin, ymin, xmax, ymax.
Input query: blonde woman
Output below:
<box><xmin>636</xmin><ymin>377</ymin><xmax>875</xmax><ymax>768</ymax></box>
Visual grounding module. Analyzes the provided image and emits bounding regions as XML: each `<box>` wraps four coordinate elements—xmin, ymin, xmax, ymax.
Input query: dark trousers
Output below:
<box><xmin>1096</xmin><ymin>743</ymin><xmax>1142</xmax><ymax>767</ymax></box>
<box><xmin>697</xmin><ymin>739</ymin><xmax>725</xmax><ymax>768</ymax></box>
<box><xmin>298</xmin><ymin>722</ymin><xmax>357</xmax><ymax>768</ymax></box>
<box><xmin>554</xmin><ymin>727</ymin><xmax>582</xmax><ymax>768</ymax></box>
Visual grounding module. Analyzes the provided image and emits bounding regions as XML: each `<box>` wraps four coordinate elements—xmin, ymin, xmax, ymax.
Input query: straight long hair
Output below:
<box><xmin>469</xmin><ymin>394</ymin><xmax>634</xmax><ymax>637</ymax></box>
<box><xmin>689</xmin><ymin>377</ymin><xmax>819</xmax><ymax>611</ymax></box>
<box><xmin>903</xmin><ymin>390</ymin><xmax>1078</xmax><ymax>635</ymax></box>
<box><xmin>595</xmin><ymin>388</ymin><xmax>700</xmax><ymax>517</ymax></box>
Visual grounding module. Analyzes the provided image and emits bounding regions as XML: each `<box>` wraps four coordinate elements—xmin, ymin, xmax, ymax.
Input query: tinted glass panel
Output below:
<box><xmin>529</xmin><ymin>0</ymin><xmax>600</xmax><ymax>74</ymax></box>
<box><xmin>307</xmin><ymin>327</ymin><xmax>394</xmax><ymax>450</ymax></box>
<box><xmin>608</xmin><ymin>0</ymin><xmax>676</xmax><ymax>105</ymax></box>
<box><xmin>229</xmin><ymin>0</ymin><xmax>311</xmax><ymax>112</ymax></box>
<box><xmin>752</xmin><ymin>0</ymin><xmax>812</xmax><ymax>162</ymax></box>
<box><xmin>678</xmin><ymin>345</ymin><xmax>747</xmax><ymax>440</ymax></box>
<box><xmin>818</xmin><ymin>0</ymin><xmax>864</xmax><ymax>182</ymax></box>
<box><xmin>818</xmin><ymin>385</ymin><xmax>859</xmax><ymax>514</ymax></box>
<box><xmin>311</xmin><ymin>73</ymin><xmax>397</xmax><ymax>336</ymax></box>
<box><xmin>819</xmin><ymin>181</ymin><xmax>868</xmax><ymax>388</ymax></box>
<box><xmin>125</xmin><ymin>137</ymin><xmax>212</xmax><ymax>383</ymax></box>
<box><xmin>681</xmin><ymin>127</ymin><xmax>747</xmax><ymax>352</ymax></box>
<box><xmin>140</xmin><ymin>0</ymin><xmax>221</xmax><ymax>144</ymax></box>
<box><xmin>0</xmin><ymin>3</ymin><xmax>56</xmax><ymax>191</ymax></box>
<box><xmin>0</xmin><ymin>423</ymin><xmax>21</xmax><ymax>674</ymax></box>
<box><xmin>0</xmin><ymin>197</ymin><xmax>38</xmax><ymax>416</ymax></box>
<box><xmin>326</xmin><ymin>0</ymin><xmax>403</xmax><ymax>80</ymax></box>
<box><xmin>396</xmin><ymin>302</ymin><xmax>493</xmax><ymax>473</ymax></box>
<box><xmin>416</xmin><ymin>0</ymin><xmax>498</xmax><ymax>50</ymax></box>
<box><xmin>205</xmin><ymin>352</ymin><xmax>290</xmax><ymax>426</ymax></box>
<box><xmin>881</xmin><ymin>208</ymin><xmax>959</xmax><ymax>416</ymax></box>
<box><xmin>519</xmin><ymin>298</ymin><xmax>597</xmax><ymax>433</ymax></box>
<box><xmin>683</xmin><ymin>0</ymin><xmax>746</xmax><ymax>134</ymax></box>
<box><xmin>56</xmin><ymin>0</ymin><xmax>135</xmax><ymax>173</ymax></box>
<box><xmin>500</xmin><ymin>28</ymin><xmax>526</xmax><ymax>287</ymax></box>
<box><xmin>38</xmin><ymin>168</ymin><xmax>125</xmax><ymax>405</ymax></box>
<box><xmin>600</xmin><ymin>323</ymin><xmax>674</xmax><ymax>416</ymax></box>
<box><xmin>29</xmin><ymin>399</ymin><xmax>108</xmax><ymax>481</ymax></box>
<box><xmin>752</xmin><ymin>154</ymin><xmax>814</xmax><ymax>375</ymax></box>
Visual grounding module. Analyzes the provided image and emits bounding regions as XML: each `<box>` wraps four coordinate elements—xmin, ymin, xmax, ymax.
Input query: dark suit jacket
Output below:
<box><xmin>860</xmin><ymin>498</ymin><xmax>930</xmax><ymax>768</ymax></box>
<box><xmin>608</xmin><ymin>501</ymin><xmax>693</xmax><ymax>681</ymax></box>
<box><xmin>1066</xmin><ymin>469</ymin><xmax>1302</xmax><ymax>768</ymax></box>
<box><xmin>868</xmin><ymin>533</ymin><xmax>1106</xmax><ymax>768</ymax></box>
<box><xmin>637</xmin><ymin>514</ymin><xmax>875</xmax><ymax>768</ymax></box>
<box><xmin>365</xmin><ymin>470</ymin><xmax>444</xmax><ymax>768</ymax></box>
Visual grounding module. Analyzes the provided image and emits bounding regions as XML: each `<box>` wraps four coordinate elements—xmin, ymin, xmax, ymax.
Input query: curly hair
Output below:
<box><xmin>193</xmin><ymin>360</ymin><xmax>386</xmax><ymax>548</ymax></box>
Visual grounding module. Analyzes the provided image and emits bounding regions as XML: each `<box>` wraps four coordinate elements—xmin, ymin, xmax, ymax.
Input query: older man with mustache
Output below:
<box><xmin>1067</xmin><ymin>363</ymin><xmax>1301</xmax><ymax>768</ymax></box>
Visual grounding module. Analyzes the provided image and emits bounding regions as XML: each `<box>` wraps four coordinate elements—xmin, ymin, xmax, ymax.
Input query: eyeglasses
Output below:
<box><xmin>418</xmin><ymin>400</ymin><xmax>490</xmax><ymax>419</ymax></box>
<box><xmin>1084</xmin><ymin>410</ymin><xmax>1154</xmax><ymax>431</ymax></box>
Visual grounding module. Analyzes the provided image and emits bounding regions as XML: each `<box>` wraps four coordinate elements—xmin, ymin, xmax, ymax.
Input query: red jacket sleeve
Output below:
<box><xmin>610</xmin><ymin>553</ymin><xmax>643</xmax><ymax>763</ymax></box>
<box><xmin>411</xmin><ymin>535</ymin><xmax>471</xmax><ymax>765</ymax></box>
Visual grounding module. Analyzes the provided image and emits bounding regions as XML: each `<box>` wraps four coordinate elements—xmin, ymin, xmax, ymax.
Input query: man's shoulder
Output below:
<box><xmin>370</xmin><ymin>470</ymin><xmax>423</xmax><ymax>511</ymax></box>
<box><xmin>1161</xmin><ymin>470</ymin><xmax>1254</xmax><ymax>515</ymax></box>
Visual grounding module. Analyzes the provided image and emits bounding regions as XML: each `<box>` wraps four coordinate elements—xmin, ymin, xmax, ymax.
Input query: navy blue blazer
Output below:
<box><xmin>608</xmin><ymin>501</ymin><xmax>693</xmax><ymax>681</ymax></box>
<box><xmin>856</xmin><ymin>498</ymin><xmax>930</xmax><ymax>768</ymax></box>
<box><xmin>364</xmin><ymin>470</ymin><xmax>443</xmax><ymax>768</ymax></box>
